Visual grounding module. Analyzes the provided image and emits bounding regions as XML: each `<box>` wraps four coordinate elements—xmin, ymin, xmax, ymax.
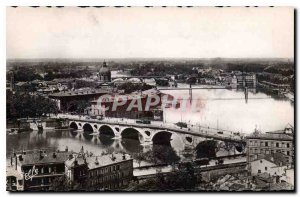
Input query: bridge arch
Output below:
<box><xmin>151</xmin><ymin>130</ymin><xmax>185</xmax><ymax>146</ymax></box>
<box><xmin>83</xmin><ymin>123</ymin><xmax>94</xmax><ymax>134</ymax></box>
<box><xmin>69</xmin><ymin>122</ymin><xmax>78</xmax><ymax>130</ymax></box>
<box><xmin>151</xmin><ymin>131</ymin><xmax>173</xmax><ymax>145</ymax></box>
<box><xmin>121</xmin><ymin>127</ymin><xmax>145</xmax><ymax>142</ymax></box>
<box><xmin>99</xmin><ymin>125</ymin><xmax>115</xmax><ymax>137</ymax></box>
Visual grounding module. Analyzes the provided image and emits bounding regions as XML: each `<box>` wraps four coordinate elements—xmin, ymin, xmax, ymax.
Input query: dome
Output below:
<box><xmin>99</xmin><ymin>61</ymin><xmax>110</xmax><ymax>74</ymax></box>
<box><xmin>99</xmin><ymin>67</ymin><xmax>110</xmax><ymax>74</ymax></box>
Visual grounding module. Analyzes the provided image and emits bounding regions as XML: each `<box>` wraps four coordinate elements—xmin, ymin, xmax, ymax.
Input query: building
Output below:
<box><xmin>249</xmin><ymin>153</ymin><xmax>289</xmax><ymax>176</ymax></box>
<box><xmin>49</xmin><ymin>88</ymin><xmax>111</xmax><ymax>112</ymax></box>
<box><xmin>8</xmin><ymin>150</ymin><xmax>70</xmax><ymax>191</ymax></box>
<box><xmin>246</xmin><ymin>128</ymin><xmax>294</xmax><ymax>189</ymax></box>
<box><xmin>65</xmin><ymin>152</ymin><xmax>133</xmax><ymax>190</ymax></box>
<box><xmin>246</xmin><ymin>130</ymin><xmax>293</xmax><ymax>164</ymax></box>
<box><xmin>98</xmin><ymin>61</ymin><xmax>111</xmax><ymax>82</ymax></box>
<box><xmin>87</xmin><ymin>89</ymin><xmax>178</xmax><ymax>120</ymax></box>
<box><xmin>234</xmin><ymin>73</ymin><xmax>257</xmax><ymax>89</ymax></box>
<box><xmin>7</xmin><ymin>149</ymin><xmax>134</xmax><ymax>191</ymax></box>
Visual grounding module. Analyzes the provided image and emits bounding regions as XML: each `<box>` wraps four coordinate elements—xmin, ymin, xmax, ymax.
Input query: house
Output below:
<box><xmin>249</xmin><ymin>153</ymin><xmax>293</xmax><ymax>186</ymax></box>
<box><xmin>65</xmin><ymin>152</ymin><xmax>133</xmax><ymax>191</ymax></box>
<box><xmin>8</xmin><ymin>150</ymin><xmax>70</xmax><ymax>191</ymax></box>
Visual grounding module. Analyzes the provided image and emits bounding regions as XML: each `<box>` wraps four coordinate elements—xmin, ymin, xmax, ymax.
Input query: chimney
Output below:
<box><xmin>95</xmin><ymin>156</ymin><xmax>99</xmax><ymax>165</ymax></box>
<box><xmin>111</xmin><ymin>153</ymin><xmax>116</xmax><ymax>161</ymax></box>
<box><xmin>15</xmin><ymin>156</ymin><xmax>17</xmax><ymax>170</ymax></box>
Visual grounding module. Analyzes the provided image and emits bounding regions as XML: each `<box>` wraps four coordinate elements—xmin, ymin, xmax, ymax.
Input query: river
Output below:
<box><xmin>6</xmin><ymin>83</ymin><xmax>293</xmax><ymax>165</ymax></box>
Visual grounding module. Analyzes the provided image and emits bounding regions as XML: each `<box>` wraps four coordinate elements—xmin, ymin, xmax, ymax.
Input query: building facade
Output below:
<box><xmin>8</xmin><ymin>150</ymin><xmax>70</xmax><ymax>191</ymax></box>
<box><xmin>65</xmin><ymin>153</ymin><xmax>133</xmax><ymax>191</ymax></box>
<box><xmin>235</xmin><ymin>73</ymin><xmax>257</xmax><ymax>89</ymax></box>
<box><xmin>246</xmin><ymin>132</ymin><xmax>293</xmax><ymax>164</ymax></box>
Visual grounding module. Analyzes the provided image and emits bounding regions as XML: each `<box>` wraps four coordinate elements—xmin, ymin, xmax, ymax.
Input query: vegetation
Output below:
<box><xmin>68</xmin><ymin>100</ymin><xmax>90</xmax><ymax>114</ymax></box>
<box><xmin>130</xmin><ymin>162</ymin><xmax>197</xmax><ymax>191</ymax></box>
<box><xmin>195</xmin><ymin>140</ymin><xmax>217</xmax><ymax>159</ymax></box>
<box><xmin>116</xmin><ymin>82</ymin><xmax>153</xmax><ymax>94</ymax></box>
<box><xmin>133</xmin><ymin>145</ymin><xmax>180</xmax><ymax>166</ymax></box>
<box><xmin>6</xmin><ymin>91</ymin><xmax>58</xmax><ymax>120</ymax></box>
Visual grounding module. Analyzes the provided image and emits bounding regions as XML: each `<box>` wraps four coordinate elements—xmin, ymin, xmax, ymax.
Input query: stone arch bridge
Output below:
<box><xmin>65</xmin><ymin>118</ymin><xmax>246</xmax><ymax>150</ymax></box>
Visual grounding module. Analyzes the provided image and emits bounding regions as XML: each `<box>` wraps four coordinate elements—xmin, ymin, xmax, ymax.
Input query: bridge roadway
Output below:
<box><xmin>56</xmin><ymin>114</ymin><xmax>245</xmax><ymax>143</ymax></box>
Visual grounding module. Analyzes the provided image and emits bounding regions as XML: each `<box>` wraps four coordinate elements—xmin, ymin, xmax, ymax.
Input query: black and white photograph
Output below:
<box><xmin>5</xmin><ymin>6</ymin><xmax>295</xmax><ymax>192</ymax></box>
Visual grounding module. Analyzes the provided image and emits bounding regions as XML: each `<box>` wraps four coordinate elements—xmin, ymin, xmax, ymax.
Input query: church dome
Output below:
<box><xmin>99</xmin><ymin>61</ymin><xmax>110</xmax><ymax>74</ymax></box>
<box><xmin>99</xmin><ymin>67</ymin><xmax>110</xmax><ymax>74</ymax></box>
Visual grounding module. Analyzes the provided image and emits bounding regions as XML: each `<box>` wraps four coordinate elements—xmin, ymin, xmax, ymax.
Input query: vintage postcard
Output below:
<box><xmin>6</xmin><ymin>6</ymin><xmax>294</xmax><ymax>191</ymax></box>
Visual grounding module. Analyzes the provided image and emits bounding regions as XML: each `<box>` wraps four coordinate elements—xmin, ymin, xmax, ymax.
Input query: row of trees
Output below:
<box><xmin>116</xmin><ymin>82</ymin><xmax>153</xmax><ymax>94</ymax></box>
<box><xmin>7</xmin><ymin>91</ymin><xmax>58</xmax><ymax>120</ymax></box>
<box><xmin>133</xmin><ymin>145</ymin><xmax>180</xmax><ymax>167</ymax></box>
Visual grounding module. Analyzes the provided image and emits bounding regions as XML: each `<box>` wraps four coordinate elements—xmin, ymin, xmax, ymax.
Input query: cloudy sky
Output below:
<box><xmin>7</xmin><ymin>7</ymin><xmax>294</xmax><ymax>59</ymax></box>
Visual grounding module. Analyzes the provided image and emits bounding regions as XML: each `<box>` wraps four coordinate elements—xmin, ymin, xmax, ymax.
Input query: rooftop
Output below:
<box><xmin>15</xmin><ymin>151</ymin><xmax>70</xmax><ymax>166</ymax></box>
<box><xmin>49</xmin><ymin>88</ymin><xmax>110</xmax><ymax>98</ymax></box>
<box><xmin>65</xmin><ymin>153</ymin><xmax>132</xmax><ymax>170</ymax></box>
<box><xmin>246</xmin><ymin>132</ymin><xmax>293</xmax><ymax>141</ymax></box>
<box><xmin>253</xmin><ymin>152</ymin><xmax>290</xmax><ymax>167</ymax></box>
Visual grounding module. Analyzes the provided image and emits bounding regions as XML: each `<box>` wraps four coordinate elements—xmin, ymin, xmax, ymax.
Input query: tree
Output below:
<box><xmin>195</xmin><ymin>140</ymin><xmax>217</xmax><ymax>159</ymax></box>
<box><xmin>6</xmin><ymin>91</ymin><xmax>58</xmax><ymax>120</ymax></box>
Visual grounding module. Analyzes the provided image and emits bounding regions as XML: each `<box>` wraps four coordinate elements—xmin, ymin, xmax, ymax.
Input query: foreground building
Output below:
<box><xmin>65</xmin><ymin>152</ymin><xmax>133</xmax><ymax>190</ymax></box>
<box><xmin>246</xmin><ymin>129</ymin><xmax>293</xmax><ymax>164</ymax></box>
<box><xmin>7</xmin><ymin>149</ymin><xmax>133</xmax><ymax>191</ymax></box>
<box><xmin>246</xmin><ymin>127</ymin><xmax>294</xmax><ymax>189</ymax></box>
<box><xmin>8</xmin><ymin>150</ymin><xmax>70</xmax><ymax>191</ymax></box>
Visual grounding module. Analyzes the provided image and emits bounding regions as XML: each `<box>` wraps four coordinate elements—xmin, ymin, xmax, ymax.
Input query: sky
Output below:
<box><xmin>6</xmin><ymin>7</ymin><xmax>294</xmax><ymax>59</ymax></box>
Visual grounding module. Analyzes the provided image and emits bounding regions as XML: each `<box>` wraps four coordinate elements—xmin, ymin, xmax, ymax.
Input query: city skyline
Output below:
<box><xmin>7</xmin><ymin>7</ymin><xmax>294</xmax><ymax>59</ymax></box>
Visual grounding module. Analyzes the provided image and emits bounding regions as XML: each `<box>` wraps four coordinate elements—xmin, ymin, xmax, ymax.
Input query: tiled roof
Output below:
<box><xmin>17</xmin><ymin>151</ymin><xmax>70</xmax><ymax>166</ymax></box>
<box><xmin>254</xmin><ymin>153</ymin><xmax>290</xmax><ymax>167</ymax></box>
<box><xmin>65</xmin><ymin>153</ymin><xmax>132</xmax><ymax>170</ymax></box>
<box><xmin>86</xmin><ymin>153</ymin><xmax>132</xmax><ymax>170</ymax></box>
<box><xmin>247</xmin><ymin>132</ymin><xmax>293</xmax><ymax>141</ymax></box>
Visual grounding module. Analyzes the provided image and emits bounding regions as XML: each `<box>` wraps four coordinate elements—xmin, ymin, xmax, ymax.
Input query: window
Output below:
<box><xmin>265</xmin><ymin>167</ymin><xmax>268</xmax><ymax>171</ymax></box>
<box><xmin>265</xmin><ymin>142</ymin><xmax>269</xmax><ymax>147</ymax></box>
<box><xmin>276</xmin><ymin>143</ymin><xmax>279</xmax><ymax>148</ymax></box>
<box><xmin>287</xmin><ymin>151</ymin><xmax>290</xmax><ymax>156</ymax></box>
<box><xmin>258</xmin><ymin>170</ymin><xmax>261</xmax><ymax>173</ymax></box>
<box><xmin>287</xmin><ymin>143</ymin><xmax>290</xmax><ymax>148</ymax></box>
<box><xmin>260</xmin><ymin>160</ymin><xmax>263</xmax><ymax>163</ymax></box>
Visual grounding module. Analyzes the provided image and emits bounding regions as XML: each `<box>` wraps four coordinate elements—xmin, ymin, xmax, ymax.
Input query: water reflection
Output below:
<box><xmin>99</xmin><ymin>135</ymin><xmax>114</xmax><ymax>146</ymax></box>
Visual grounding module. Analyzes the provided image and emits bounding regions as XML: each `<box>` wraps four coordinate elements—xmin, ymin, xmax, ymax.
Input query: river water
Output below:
<box><xmin>6</xmin><ymin>83</ymin><xmax>294</xmax><ymax>163</ymax></box>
